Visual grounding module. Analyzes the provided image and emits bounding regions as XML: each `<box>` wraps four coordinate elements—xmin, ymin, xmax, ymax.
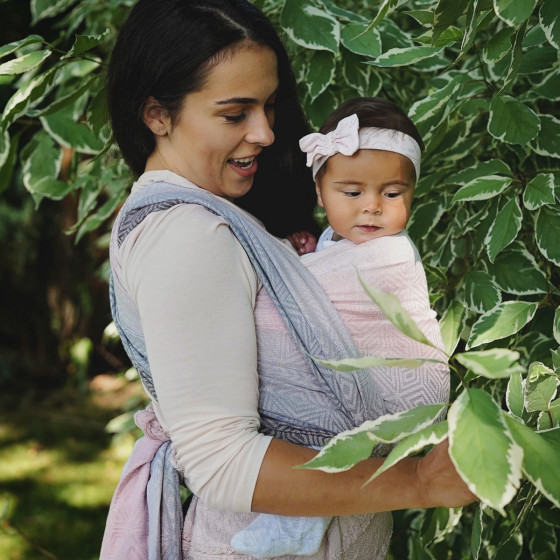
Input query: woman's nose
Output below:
<box><xmin>246</xmin><ymin>111</ymin><xmax>275</xmax><ymax>147</ymax></box>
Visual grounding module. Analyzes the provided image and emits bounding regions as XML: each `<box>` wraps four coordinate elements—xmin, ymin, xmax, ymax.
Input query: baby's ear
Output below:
<box><xmin>142</xmin><ymin>96</ymin><xmax>171</xmax><ymax>136</ymax></box>
<box><xmin>315</xmin><ymin>182</ymin><xmax>324</xmax><ymax>207</ymax></box>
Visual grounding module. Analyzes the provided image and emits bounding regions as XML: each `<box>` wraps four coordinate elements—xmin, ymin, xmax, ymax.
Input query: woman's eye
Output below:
<box><xmin>224</xmin><ymin>113</ymin><xmax>246</xmax><ymax>123</ymax></box>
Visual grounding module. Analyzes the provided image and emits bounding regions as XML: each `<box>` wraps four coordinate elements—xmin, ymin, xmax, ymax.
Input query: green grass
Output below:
<box><xmin>0</xmin><ymin>385</ymin><xmax>141</xmax><ymax>560</ymax></box>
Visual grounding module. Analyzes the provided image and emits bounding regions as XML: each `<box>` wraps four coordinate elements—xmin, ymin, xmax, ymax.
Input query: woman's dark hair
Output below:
<box><xmin>317</xmin><ymin>97</ymin><xmax>424</xmax><ymax>181</ymax></box>
<box><xmin>106</xmin><ymin>0</ymin><xmax>318</xmax><ymax>237</ymax></box>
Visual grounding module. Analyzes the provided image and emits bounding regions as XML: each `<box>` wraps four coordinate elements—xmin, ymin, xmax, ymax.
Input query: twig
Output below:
<box><xmin>1</xmin><ymin>520</ymin><xmax>59</xmax><ymax>560</ymax></box>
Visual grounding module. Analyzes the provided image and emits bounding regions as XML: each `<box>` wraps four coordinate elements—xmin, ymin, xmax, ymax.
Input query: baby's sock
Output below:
<box><xmin>231</xmin><ymin>514</ymin><xmax>331</xmax><ymax>557</ymax></box>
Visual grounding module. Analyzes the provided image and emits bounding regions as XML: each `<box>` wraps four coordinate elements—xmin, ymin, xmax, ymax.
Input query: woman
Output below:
<box><xmin>101</xmin><ymin>1</ymin><xmax>476</xmax><ymax>558</ymax></box>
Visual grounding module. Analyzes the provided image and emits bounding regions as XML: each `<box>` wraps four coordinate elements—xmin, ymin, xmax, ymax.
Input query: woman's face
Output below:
<box><xmin>146</xmin><ymin>42</ymin><xmax>279</xmax><ymax>199</ymax></box>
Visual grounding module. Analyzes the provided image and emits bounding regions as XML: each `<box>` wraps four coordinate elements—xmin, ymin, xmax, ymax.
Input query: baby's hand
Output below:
<box><xmin>286</xmin><ymin>230</ymin><xmax>318</xmax><ymax>255</ymax></box>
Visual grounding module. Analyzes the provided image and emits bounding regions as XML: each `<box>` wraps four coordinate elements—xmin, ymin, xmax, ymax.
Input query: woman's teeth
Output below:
<box><xmin>230</xmin><ymin>157</ymin><xmax>254</xmax><ymax>169</ymax></box>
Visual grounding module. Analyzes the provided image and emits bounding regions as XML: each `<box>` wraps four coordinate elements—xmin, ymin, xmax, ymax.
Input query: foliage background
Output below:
<box><xmin>1</xmin><ymin>0</ymin><xmax>559</xmax><ymax>558</ymax></box>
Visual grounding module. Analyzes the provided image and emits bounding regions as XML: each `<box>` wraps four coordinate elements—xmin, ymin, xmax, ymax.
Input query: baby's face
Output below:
<box><xmin>316</xmin><ymin>149</ymin><xmax>415</xmax><ymax>244</ymax></box>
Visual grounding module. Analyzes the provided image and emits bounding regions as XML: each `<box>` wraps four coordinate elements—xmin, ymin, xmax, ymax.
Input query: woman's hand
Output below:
<box><xmin>415</xmin><ymin>439</ymin><xmax>478</xmax><ymax>509</ymax></box>
<box><xmin>286</xmin><ymin>230</ymin><xmax>317</xmax><ymax>255</ymax></box>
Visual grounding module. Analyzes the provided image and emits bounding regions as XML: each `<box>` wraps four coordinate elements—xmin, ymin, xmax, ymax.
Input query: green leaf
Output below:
<box><xmin>433</xmin><ymin>0</ymin><xmax>470</xmax><ymax>45</ymax></box>
<box><xmin>281</xmin><ymin>0</ymin><xmax>340</xmax><ymax>54</ymax></box>
<box><xmin>554</xmin><ymin>307</ymin><xmax>560</xmax><ymax>345</ymax></box>
<box><xmin>485</xmin><ymin>197</ymin><xmax>523</xmax><ymax>262</ymax></box>
<box><xmin>535</xmin><ymin>205</ymin><xmax>560</xmax><ymax>266</ymax></box>
<box><xmin>503</xmin><ymin>415</ymin><xmax>560</xmax><ymax>508</ymax></box>
<box><xmin>500</xmin><ymin>22</ymin><xmax>526</xmax><ymax>92</ymax></box>
<box><xmin>439</xmin><ymin>300</ymin><xmax>467</xmax><ymax>357</ymax></box>
<box><xmin>298</xmin><ymin>403</ymin><xmax>447</xmax><ymax>473</ymax></box>
<box><xmin>0</xmin><ymin>129</ymin><xmax>19</xmax><ymax>195</ymax></box>
<box><xmin>523</xmin><ymin>173</ymin><xmax>556</xmax><ymax>210</ymax></box>
<box><xmin>538</xmin><ymin>400</ymin><xmax>560</xmax><ymax>430</ymax></box>
<box><xmin>486</xmin><ymin>242</ymin><xmax>548</xmax><ymax>295</ymax></box>
<box><xmin>506</xmin><ymin>370</ymin><xmax>525</xmax><ymax>417</ymax></box>
<box><xmin>532</xmin><ymin>113</ymin><xmax>560</xmax><ymax>157</ymax></box>
<box><xmin>488</xmin><ymin>94</ymin><xmax>541</xmax><ymax>145</ymax></box>
<box><xmin>305</xmin><ymin>88</ymin><xmax>338</xmax><ymax>129</ymax></box>
<box><xmin>367</xmin><ymin>0</ymin><xmax>409</xmax><ymax>29</ymax></box>
<box><xmin>365</xmin><ymin>420</ymin><xmax>449</xmax><ymax>484</ymax></box>
<box><xmin>358</xmin><ymin>275</ymin><xmax>438</xmax><ymax>348</ymax></box>
<box><xmin>455</xmin><ymin>349</ymin><xmax>524</xmax><ymax>379</ymax></box>
<box><xmin>483</xmin><ymin>27</ymin><xmax>513</xmax><ymax>62</ymax></box>
<box><xmin>0</xmin><ymin>35</ymin><xmax>44</xmax><ymax>61</ymax></box>
<box><xmin>63</xmin><ymin>30</ymin><xmax>109</xmax><ymax>59</ymax></box>
<box><xmin>461</xmin><ymin>270</ymin><xmax>501</xmax><ymax>313</ymax></box>
<box><xmin>30</xmin><ymin>0</ymin><xmax>77</xmax><ymax>25</ymax></box>
<box><xmin>494</xmin><ymin>0</ymin><xmax>538</xmax><ymax>27</ymax></box>
<box><xmin>306</xmin><ymin>50</ymin><xmax>335</xmax><ymax>102</ymax></box>
<box><xmin>312</xmin><ymin>355</ymin><xmax>437</xmax><ymax>372</ymax></box>
<box><xmin>1</xmin><ymin>66</ymin><xmax>57</xmax><ymax>131</ymax></box>
<box><xmin>539</xmin><ymin>0</ymin><xmax>560</xmax><ymax>49</ymax></box>
<box><xmin>448</xmin><ymin>388</ymin><xmax>522</xmax><ymax>514</ymax></box>
<box><xmin>319</xmin><ymin>0</ymin><xmax>369</xmax><ymax>23</ymax></box>
<box><xmin>446</xmin><ymin>159</ymin><xmax>512</xmax><ymax>185</ymax></box>
<box><xmin>533</xmin><ymin>68</ymin><xmax>560</xmax><ymax>101</ymax></box>
<box><xmin>365</xmin><ymin>46</ymin><xmax>444</xmax><ymax>67</ymax></box>
<box><xmin>407</xmin><ymin>198</ymin><xmax>446</xmax><ymax>239</ymax></box>
<box><xmin>451</xmin><ymin>175</ymin><xmax>512</xmax><ymax>203</ymax></box>
<box><xmin>467</xmin><ymin>301</ymin><xmax>539</xmax><ymax>350</ymax></box>
<box><xmin>0</xmin><ymin>50</ymin><xmax>51</xmax><ymax>75</ymax></box>
<box><xmin>40</xmin><ymin>106</ymin><xmax>104</xmax><ymax>154</ymax></box>
<box><xmin>340</xmin><ymin>23</ymin><xmax>381</xmax><ymax>57</ymax></box>
<box><xmin>525</xmin><ymin>362</ymin><xmax>558</xmax><ymax>412</ymax></box>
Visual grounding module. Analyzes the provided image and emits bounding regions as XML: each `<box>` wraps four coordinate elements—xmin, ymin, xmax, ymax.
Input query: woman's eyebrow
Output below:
<box><xmin>215</xmin><ymin>97</ymin><xmax>256</xmax><ymax>105</ymax></box>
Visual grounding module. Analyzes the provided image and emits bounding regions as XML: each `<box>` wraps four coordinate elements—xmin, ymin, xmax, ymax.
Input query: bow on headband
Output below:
<box><xmin>299</xmin><ymin>113</ymin><xmax>422</xmax><ymax>180</ymax></box>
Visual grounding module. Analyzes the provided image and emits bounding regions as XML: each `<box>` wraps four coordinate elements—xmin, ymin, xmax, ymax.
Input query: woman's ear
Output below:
<box><xmin>142</xmin><ymin>96</ymin><xmax>171</xmax><ymax>136</ymax></box>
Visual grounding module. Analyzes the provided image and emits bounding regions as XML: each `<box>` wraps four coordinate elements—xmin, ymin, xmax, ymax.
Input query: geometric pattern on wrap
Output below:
<box><xmin>112</xmin><ymin>181</ymin><xmax>385</xmax><ymax>445</ymax></box>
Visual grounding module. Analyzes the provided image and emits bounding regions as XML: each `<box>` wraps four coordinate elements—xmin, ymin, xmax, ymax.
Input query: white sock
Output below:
<box><xmin>231</xmin><ymin>514</ymin><xmax>331</xmax><ymax>557</ymax></box>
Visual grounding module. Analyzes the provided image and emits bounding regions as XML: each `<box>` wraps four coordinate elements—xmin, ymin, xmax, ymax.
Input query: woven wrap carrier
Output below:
<box><xmin>100</xmin><ymin>181</ymin><xmax>388</xmax><ymax>559</ymax></box>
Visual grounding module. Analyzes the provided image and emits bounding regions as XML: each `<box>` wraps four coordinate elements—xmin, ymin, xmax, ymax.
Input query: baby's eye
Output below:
<box><xmin>224</xmin><ymin>113</ymin><xmax>246</xmax><ymax>123</ymax></box>
<box><xmin>385</xmin><ymin>191</ymin><xmax>401</xmax><ymax>199</ymax></box>
<box><xmin>343</xmin><ymin>191</ymin><xmax>361</xmax><ymax>198</ymax></box>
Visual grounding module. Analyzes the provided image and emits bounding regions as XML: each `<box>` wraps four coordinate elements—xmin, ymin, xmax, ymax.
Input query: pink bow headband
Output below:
<box><xmin>299</xmin><ymin>113</ymin><xmax>422</xmax><ymax>180</ymax></box>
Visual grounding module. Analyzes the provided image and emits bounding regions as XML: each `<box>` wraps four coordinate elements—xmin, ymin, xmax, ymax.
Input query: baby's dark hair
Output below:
<box><xmin>319</xmin><ymin>97</ymin><xmax>424</xmax><ymax>150</ymax></box>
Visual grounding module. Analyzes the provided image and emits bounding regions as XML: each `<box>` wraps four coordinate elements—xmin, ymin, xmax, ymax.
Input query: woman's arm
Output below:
<box><xmin>253</xmin><ymin>438</ymin><xmax>476</xmax><ymax>515</ymax></box>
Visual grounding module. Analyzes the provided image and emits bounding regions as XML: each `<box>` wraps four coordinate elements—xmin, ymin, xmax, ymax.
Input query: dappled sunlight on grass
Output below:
<box><xmin>0</xmin><ymin>382</ymin><xmax>142</xmax><ymax>560</ymax></box>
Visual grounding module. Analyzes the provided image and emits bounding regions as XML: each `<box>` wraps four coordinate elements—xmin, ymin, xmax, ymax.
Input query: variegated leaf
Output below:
<box><xmin>535</xmin><ymin>205</ymin><xmax>560</xmax><ymax>266</ymax></box>
<box><xmin>439</xmin><ymin>300</ymin><xmax>467</xmax><ymax>357</ymax></box>
<box><xmin>485</xmin><ymin>197</ymin><xmax>523</xmax><ymax>262</ymax></box>
<box><xmin>454</xmin><ymin>349</ymin><xmax>524</xmax><ymax>379</ymax></box>
<box><xmin>451</xmin><ymin>175</ymin><xmax>512</xmax><ymax>203</ymax></box>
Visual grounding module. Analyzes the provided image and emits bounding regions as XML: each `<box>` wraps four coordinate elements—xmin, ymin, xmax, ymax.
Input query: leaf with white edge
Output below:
<box><xmin>28</xmin><ymin>177</ymin><xmax>74</xmax><ymax>201</ymax></box>
<box><xmin>307</xmin><ymin>51</ymin><xmax>335</xmax><ymax>102</ymax></box>
<box><xmin>341</xmin><ymin>23</ymin><xmax>381</xmax><ymax>57</ymax></box>
<box><xmin>281</xmin><ymin>0</ymin><xmax>340</xmax><ymax>54</ymax></box>
<box><xmin>455</xmin><ymin>349</ymin><xmax>524</xmax><ymax>379</ymax></box>
<box><xmin>408</xmin><ymin>75</ymin><xmax>465</xmax><ymax>126</ymax></box>
<box><xmin>466</xmin><ymin>301</ymin><xmax>538</xmax><ymax>350</ymax></box>
<box><xmin>432</xmin><ymin>0</ymin><xmax>470</xmax><ymax>45</ymax></box>
<box><xmin>365</xmin><ymin>46</ymin><xmax>444</xmax><ymax>68</ymax></box>
<box><xmin>503</xmin><ymin>415</ymin><xmax>560</xmax><ymax>508</ymax></box>
<box><xmin>297</xmin><ymin>404</ymin><xmax>447</xmax><ymax>472</ymax></box>
<box><xmin>0</xmin><ymin>35</ymin><xmax>44</xmax><ymax>61</ymax></box>
<box><xmin>535</xmin><ymin>205</ymin><xmax>560</xmax><ymax>266</ymax></box>
<box><xmin>451</xmin><ymin>175</ymin><xmax>512</xmax><ymax>203</ymax></box>
<box><xmin>320</xmin><ymin>0</ymin><xmax>369</xmax><ymax>23</ymax></box>
<box><xmin>554</xmin><ymin>307</ymin><xmax>560</xmax><ymax>345</ymax></box>
<box><xmin>523</xmin><ymin>173</ymin><xmax>556</xmax><ymax>210</ymax></box>
<box><xmin>539</xmin><ymin>0</ymin><xmax>560</xmax><ymax>49</ymax></box>
<box><xmin>500</xmin><ymin>21</ymin><xmax>526</xmax><ymax>92</ymax></box>
<box><xmin>487</xmin><ymin>242</ymin><xmax>548</xmax><ymax>295</ymax></box>
<box><xmin>525</xmin><ymin>363</ymin><xmax>558</xmax><ymax>412</ymax></box>
<box><xmin>485</xmin><ymin>197</ymin><xmax>523</xmax><ymax>263</ymax></box>
<box><xmin>483</xmin><ymin>27</ymin><xmax>514</xmax><ymax>63</ymax></box>
<box><xmin>494</xmin><ymin>0</ymin><xmax>538</xmax><ymax>27</ymax></box>
<box><xmin>446</xmin><ymin>159</ymin><xmax>512</xmax><ymax>185</ymax></box>
<box><xmin>367</xmin><ymin>0</ymin><xmax>409</xmax><ymax>29</ymax></box>
<box><xmin>21</xmin><ymin>131</ymin><xmax>62</xmax><ymax>201</ymax></box>
<box><xmin>407</xmin><ymin>198</ymin><xmax>446</xmax><ymax>240</ymax></box>
<box><xmin>488</xmin><ymin>94</ymin><xmax>541</xmax><ymax>145</ymax></box>
<box><xmin>461</xmin><ymin>270</ymin><xmax>501</xmax><ymax>314</ymax></box>
<box><xmin>507</xmin><ymin>371</ymin><xmax>525</xmax><ymax>418</ymax></box>
<box><xmin>532</xmin><ymin>113</ymin><xmax>560</xmax><ymax>157</ymax></box>
<box><xmin>533</xmin><ymin>68</ymin><xmax>560</xmax><ymax>101</ymax></box>
<box><xmin>439</xmin><ymin>300</ymin><xmax>467</xmax><ymax>357</ymax></box>
<box><xmin>63</xmin><ymin>30</ymin><xmax>109</xmax><ymax>59</ymax></box>
<box><xmin>448</xmin><ymin>389</ymin><xmax>522</xmax><ymax>514</ymax></box>
<box><xmin>0</xmin><ymin>50</ymin><xmax>51</xmax><ymax>76</ymax></box>
<box><xmin>538</xmin><ymin>400</ymin><xmax>560</xmax><ymax>430</ymax></box>
<box><xmin>365</xmin><ymin>421</ymin><xmax>448</xmax><ymax>485</ymax></box>
<box><xmin>1</xmin><ymin>66</ymin><xmax>57</xmax><ymax>131</ymax></box>
<box><xmin>358</xmin><ymin>275</ymin><xmax>437</xmax><ymax>348</ymax></box>
<box><xmin>30</xmin><ymin>0</ymin><xmax>77</xmax><ymax>25</ymax></box>
<box><xmin>312</xmin><ymin>355</ymin><xmax>438</xmax><ymax>372</ymax></box>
